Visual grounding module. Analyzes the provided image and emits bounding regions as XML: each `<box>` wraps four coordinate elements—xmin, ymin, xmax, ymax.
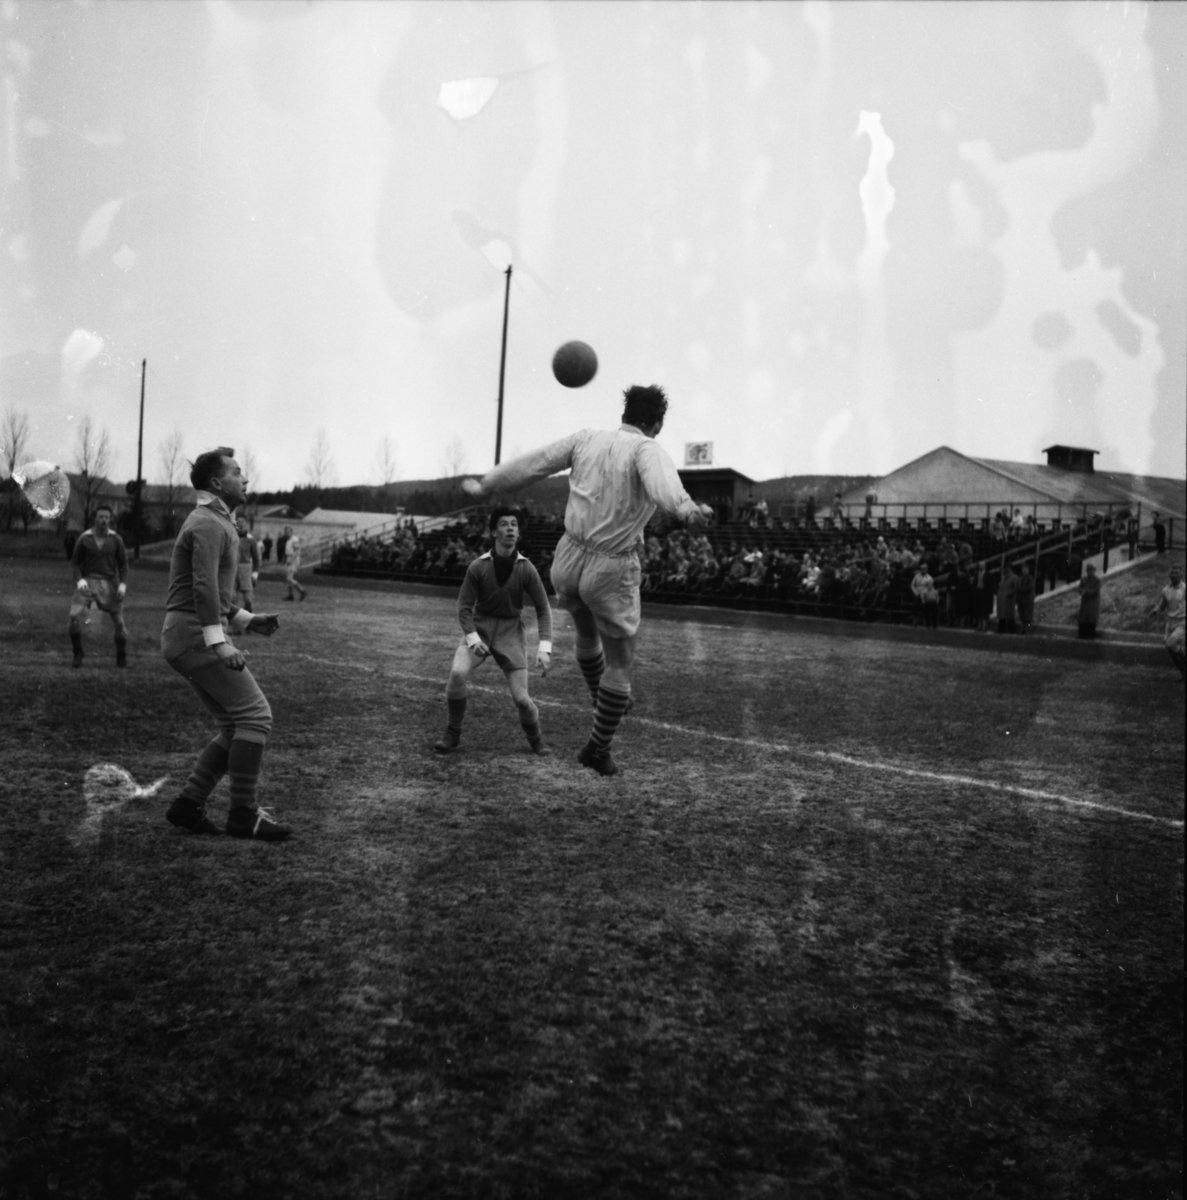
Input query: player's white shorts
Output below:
<box><xmin>1166</xmin><ymin>624</ymin><xmax>1184</xmax><ymax>654</ymax></box>
<box><xmin>550</xmin><ymin>532</ymin><xmax>641</xmax><ymax>640</ymax></box>
<box><xmin>69</xmin><ymin>577</ymin><xmax>123</xmax><ymax>618</ymax></box>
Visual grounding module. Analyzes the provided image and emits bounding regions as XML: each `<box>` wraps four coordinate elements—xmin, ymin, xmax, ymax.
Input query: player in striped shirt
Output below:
<box><xmin>68</xmin><ymin>504</ymin><xmax>130</xmax><ymax>668</ymax></box>
<box><xmin>463</xmin><ymin>384</ymin><xmax>712</xmax><ymax>776</ymax></box>
<box><xmin>434</xmin><ymin>506</ymin><xmax>553</xmax><ymax>755</ymax></box>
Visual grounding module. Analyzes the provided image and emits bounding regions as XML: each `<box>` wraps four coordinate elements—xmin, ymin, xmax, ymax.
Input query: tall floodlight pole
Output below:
<box><xmin>134</xmin><ymin>357</ymin><xmax>146</xmax><ymax>560</ymax></box>
<box><xmin>494</xmin><ymin>264</ymin><xmax>512</xmax><ymax>465</ymax></box>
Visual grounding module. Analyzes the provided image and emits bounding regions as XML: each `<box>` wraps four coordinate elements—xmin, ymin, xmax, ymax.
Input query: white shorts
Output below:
<box><xmin>69</xmin><ymin>577</ymin><xmax>123</xmax><ymax>618</ymax></box>
<box><xmin>549</xmin><ymin>533</ymin><xmax>642</xmax><ymax>640</ymax></box>
<box><xmin>1166</xmin><ymin>625</ymin><xmax>1184</xmax><ymax>653</ymax></box>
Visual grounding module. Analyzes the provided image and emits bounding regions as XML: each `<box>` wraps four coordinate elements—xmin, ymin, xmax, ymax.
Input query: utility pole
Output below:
<box><xmin>134</xmin><ymin>358</ymin><xmax>146</xmax><ymax>560</ymax></box>
<box><xmin>495</xmin><ymin>264</ymin><xmax>512</xmax><ymax>465</ymax></box>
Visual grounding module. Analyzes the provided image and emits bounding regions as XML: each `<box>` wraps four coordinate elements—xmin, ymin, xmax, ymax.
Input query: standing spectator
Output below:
<box><xmin>997</xmin><ymin>566</ymin><xmax>1018</xmax><ymax>634</ymax></box>
<box><xmin>1149</xmin><ymin>564</ymin><xmax>1185</xmax><ymax>679</ymax></box>
<box><xmin>276</xmin><ymin>526</ymin><xmax>291</xmax><ymax>566</ymax></box>
<box><xmin>1077</xmin><ymin>563</ymin><xmax>1101</xmax><ymax>639</ymax></box>
<box><xmin>283</xmin><ymin>533</ymin><xmax>307</xmax><ymax>602</ymax></box>
<box><xmin>1153</xmin><ymin>512</ymin><xmax>1166</xmax><ymax>554</ymax></box>
<box><xmin>831</xmin><ymin>491</ymin><xmax>844</xmax><ymax>527</ymax></box>
<box><xmin>804</xmin><ymin>494</ymin><xmax>817</xmax><ymax>528</ymax></box>
<box><xmin>261</xmin><ymin>532</ymin><xmax>273</xmax><ymax>563</ymax></box>
<box><xmin>864</xmin><ymin>488</ymin><xmax>877</xmax><ymax>524</ymax></box>
<box><xmin>911</xmin><ymin>563</ymin><xmax>939</xmax><ymax>628</ymax></box>
<box><xmin>63</xmin><ymin>529</ymin><xmax>78</xmax><ymax>559</ymax></box>
<box><xmin>975</xmin><ymin>563</ymin><xmax>995</xmax><ymax>632</ymax></box>
<box><xmin>1016</xmin><ymin>563</ymin><xmax>1036</xmax><ymax>634</ymax></box>
<box><xmin>234</xmin><ymin>516</ymin><xmax>260</xmax><ymax>613</ymax></box>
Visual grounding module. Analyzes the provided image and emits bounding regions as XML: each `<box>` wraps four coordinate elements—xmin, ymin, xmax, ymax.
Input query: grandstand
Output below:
<box><xmin>317</xmin><ymin>443</ymin><xmax>1181</xmax><ymax>628</ymax></box>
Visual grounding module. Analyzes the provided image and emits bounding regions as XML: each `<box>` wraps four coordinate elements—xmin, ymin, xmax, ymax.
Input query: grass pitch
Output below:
<box><xmin>1</xmin><ymin>558</ymin><xmax>1182</xmax><ymax>1200</ymax></box>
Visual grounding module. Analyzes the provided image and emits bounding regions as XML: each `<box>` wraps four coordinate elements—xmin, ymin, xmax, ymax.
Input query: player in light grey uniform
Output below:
<box><xmin>464</xmin><ymin>384</ymin><xmax>711</xmax><ymax>776</ymax></box>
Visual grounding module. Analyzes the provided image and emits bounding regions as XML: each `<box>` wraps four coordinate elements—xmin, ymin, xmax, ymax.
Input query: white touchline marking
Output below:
<box><xmin>290</xmin><ymin>655</ymin><xmax>1184</xmax><ymax>829</ymax></box>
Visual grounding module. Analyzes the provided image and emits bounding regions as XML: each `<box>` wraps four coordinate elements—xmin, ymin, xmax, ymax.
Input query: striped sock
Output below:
<box><xmin>576</xmin><ymin>648</ymin><xmax>605</xmax><ymax>705</ymax></box>
<box><xmin>590</xmin><ymin>684</ymin><xmax>631</xmax><ymax>751</ymax></box>
<box><xmin>447</xmin><ymin>697</ymin><xmax>467</xmax><ymax>731</ymax></box>
<box><xmin>227</xmin><ymin>739</ymin><xmax>265</xmax><ymax>811</ymax></box>
<box><xmin>181</xmin><ymin>736</ymin><xmax>231</xmax><ymax>804</ymax></box>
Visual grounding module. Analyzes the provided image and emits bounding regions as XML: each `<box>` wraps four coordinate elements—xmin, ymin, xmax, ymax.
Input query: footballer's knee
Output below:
<box><xmin>445</xmin><ymin>673</ymin><xmax>469</xmax><ymax>700</ymax></box>
<box><xmin>68</xmin><ymin>616</ymin><xmax>82</xmax><ymax>634</ymax></box>
<box><xmin>602</xmin><ymin>665</ymin><xmax>632</xmax><ymax>693</ymax></box>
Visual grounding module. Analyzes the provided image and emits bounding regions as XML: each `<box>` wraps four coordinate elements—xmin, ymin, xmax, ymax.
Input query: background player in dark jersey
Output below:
<box><xmin>68</xmin><ymin>503</ymin><xmax>130</xmax><ymax>668</ymax></box>
<box><xmin>434</xmin><ymin>506</ymin><xmax>553</xmax><ymax>756</ymax></box>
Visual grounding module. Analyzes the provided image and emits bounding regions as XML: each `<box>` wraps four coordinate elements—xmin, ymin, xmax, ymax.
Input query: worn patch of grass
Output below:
<box><xmin>1</xmin><ymin>557</ymin><xmax>1182</xmax><ymax>1200</ymax></box>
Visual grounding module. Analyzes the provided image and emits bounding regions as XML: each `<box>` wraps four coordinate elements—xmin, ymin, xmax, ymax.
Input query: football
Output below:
<box><xmin>552</xmin><ymin>340</ymin><xmax>598</xmax><ymax>388</ymax></box>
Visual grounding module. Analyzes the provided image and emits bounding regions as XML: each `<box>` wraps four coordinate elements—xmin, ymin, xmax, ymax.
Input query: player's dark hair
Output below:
<box><xmin>488</xmin><ymin>505</ymin><xmax>521</xmax><ymax>532</ymax></box>
<box><xmin>94</xmin><ymin>504</ymin><xmax>113</xmax><ymax>516</ymax></box>
<box><xmin>622</xmin><ymin>384</ymin><xmax>669</xmax><ymax>430</ymax></box>
<box><xmin>190</xmin><ymin>446</ymin><xmax>235</xmax><ymax>492</ymax></box>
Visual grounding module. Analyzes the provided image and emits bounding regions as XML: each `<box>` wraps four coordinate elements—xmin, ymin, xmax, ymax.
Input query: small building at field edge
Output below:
<box><xmin>678</xmin><ymin>468</ymin><xmax>755</xmax><ymax>524</ymax></box>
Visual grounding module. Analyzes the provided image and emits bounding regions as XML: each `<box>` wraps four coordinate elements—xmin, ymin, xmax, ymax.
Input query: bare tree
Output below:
<box><xmin>375</xmin><ymin>434</ymin><xmax>399</xmax><ymax>487</ymax></box>
<box><xmin>305</xmin><ymin>428</ymin><xmax>336</xmax><ymax>503</ymax></box>
<box><xmin>158</xmin><ymin>427</ymin><xmax>186</xmax><ymax>537</ymax></box>
<box><xmin>74</xmin><ymin>416</ymin><xmax>112</xmax><ymax>527</ymax></box>
<box><xmin>1</xmin><ymin>406</ymin><xmax>32</xmax><ymax>531</ymax></box>
<box><xmin>441</xmin><ymin>436</ymin><xmax>469</xmax><ymax>480</ymax></box>
<box><xmin>239</xmin><ymin>444</ymin><xmax>260</xmax><ymax>526</ymax></box>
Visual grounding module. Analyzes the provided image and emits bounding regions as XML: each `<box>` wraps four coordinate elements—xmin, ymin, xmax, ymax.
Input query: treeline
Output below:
<box><xmin>253</xmin><ymin>474</ymin><xmax>574</xmax><ymax>518</ymax></box>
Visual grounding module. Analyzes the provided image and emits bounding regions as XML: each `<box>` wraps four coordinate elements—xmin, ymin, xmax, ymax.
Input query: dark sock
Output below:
<box><xmin>521</xmin><ymin>718</ymin><xmax>543</xmax><ymax>746</ymax></box>
<box><xmin>70</xmin><ymin>632</ymin><xmax>83</xmax><ymax>657</ymax></box>
<box><xmin>446</xmin><ymin>697</ymin><xmax>467</xmax><ymax>732</ymax></box>
<box><xmin>181</xmin><ymin>737</ymin><xmax>231</xmax><ymax>805</ymax></box>
<box><xmin>115</xmin><ymin>636</ymin><xmax>127</xmax><ymax>663</ymax></box>
<box><xmin>576</xmin><ymin>648</ymin><xmax>604</xmax><ymax>704</ymax></box>
<box><xmin>590</xmin><ymin>685</ymin><xmax>631</xmax><ymax>751</ymax></box>
<box><xmin>227</xmin><ymin>739</ymin><xmax>265</xmax><ymax>810</ymax></box>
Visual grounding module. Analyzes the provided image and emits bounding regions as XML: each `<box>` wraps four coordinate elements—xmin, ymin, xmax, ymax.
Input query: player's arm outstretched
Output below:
<box><xmin>457</xmin><ymin>560</ymin><xmax>491</xmax><ymax>659</ymax></box>
<box><xmin>634</xmin><ymin>438</ymin><xmax>713</xmax><ymax>527</ymax></box>
<box><xmin>462</xmin><ymin>434</ymin><xmax>580</xmax><ymax>501</ymax></box>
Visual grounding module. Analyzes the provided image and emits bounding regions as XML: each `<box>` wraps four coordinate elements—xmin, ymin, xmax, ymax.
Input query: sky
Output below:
<box><xmin>1</xmin><ymin>0</ymin><xmax>1184</xmax><ymax>494</ymax></box>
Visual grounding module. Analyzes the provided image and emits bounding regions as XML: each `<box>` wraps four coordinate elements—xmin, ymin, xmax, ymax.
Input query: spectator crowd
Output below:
<box><xmin>328</xmin><ymin>504</ymin><xmax>1134</xmax><ymax>633</ymax></box>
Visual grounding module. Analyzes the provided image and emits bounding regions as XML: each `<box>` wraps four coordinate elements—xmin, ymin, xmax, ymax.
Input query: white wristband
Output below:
<box><xmin>202</xmin><ymin>624</ymin><xmax>227</xmax><ymax>647</ymax></box>
<box><xmin>465</xmin><ymin>632</ymin><xmax>482</xmax><ymax>648</ymax></box>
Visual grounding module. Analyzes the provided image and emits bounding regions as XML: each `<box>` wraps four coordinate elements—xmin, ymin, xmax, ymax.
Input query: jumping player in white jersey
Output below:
<box><xmin>434</xmin><ymin>506</ymin><xmax>553</xmax><ymax>755</ymax></box>
<box><xmin>463</xmin><ymin>384</ymin><xmax>712</xmax><ymax>776</ymax></box>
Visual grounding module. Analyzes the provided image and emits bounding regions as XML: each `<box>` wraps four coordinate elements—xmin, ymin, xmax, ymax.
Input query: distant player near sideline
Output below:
<box><xmin>1149</xmin><ymin>564</ymin><xmax>1185</xmax><ymax>680</ymax></box>
<box><xmin>283</xmin><ymin>531</ymin><xmax>307</xmax><ymax>602</ymax></box>
<box><xmin>234</xmin><ymin>516</ymin><xmax>261</xmax><ymax>613</ymax></box>
<box><xmin>161</xmin><ymin>447</ymin><xmax>290</xmax><ymax>840</ymax></box>
<box><xmin>463</xmin><ymin>384</ymin><xmax>712</xmax><ymax>776</ymax></box>
<box><xmin>435</xmin><ymin>506</ymin><xmax>553</xmax><ymax>755</ymax></box>
<box><xmin>68</xmin><ymin>503</ymin><xmax>130</xmax><ymax>668</ymax></box>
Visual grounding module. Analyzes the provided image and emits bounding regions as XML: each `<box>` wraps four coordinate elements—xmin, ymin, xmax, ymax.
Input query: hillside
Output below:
<box><xmin>1037</xmin><ymin>549</ymin><xmax>1184</xmax><ymax>633</ymax></box>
